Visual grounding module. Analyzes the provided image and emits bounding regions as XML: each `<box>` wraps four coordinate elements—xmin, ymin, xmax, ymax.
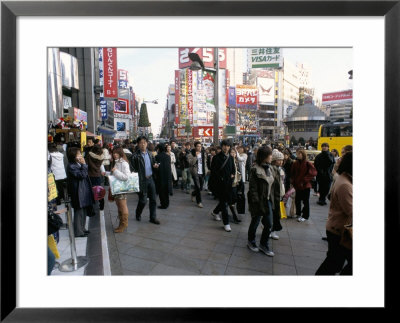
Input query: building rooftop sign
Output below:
<box><xmin>322</xmin><ymin>90</ymin><xmax>353</xmax><ymax>105</ymax></box>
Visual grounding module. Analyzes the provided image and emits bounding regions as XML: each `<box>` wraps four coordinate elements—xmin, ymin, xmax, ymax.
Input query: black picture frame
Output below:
<box><xmin>1</xmin><ymin>0</ymin><xmax>398</xmax><ymax>321</ymax></box>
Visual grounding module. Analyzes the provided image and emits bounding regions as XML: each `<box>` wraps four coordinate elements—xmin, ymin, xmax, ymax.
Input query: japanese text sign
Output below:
<box><xmin>236</xmin><ymin>85</ymin><xmax>258</xmax><ymax>108</ymax></box>
<box><xmin>179</xmin><ymin>48</ymin><xmax>226</xmax><ymax>69</ymax></box>
<box><xmin>103</xmin><ymin>48</ymin><xmax>118</xmax><ymax>99</ymax></box>
<box><xmin>249</xmin><ymin>48</ymin><xmax>282</xmax><ymax>69</ymax></box>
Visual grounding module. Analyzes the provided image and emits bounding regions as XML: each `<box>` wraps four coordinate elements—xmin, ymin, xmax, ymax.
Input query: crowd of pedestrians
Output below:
<box><xmin>47</xmin><ymin>135</ymin><xmax>352</xmax><ymax>275</ymax></box>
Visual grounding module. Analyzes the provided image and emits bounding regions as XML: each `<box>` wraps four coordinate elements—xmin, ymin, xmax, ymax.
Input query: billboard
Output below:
<box><xmin>322</xmin><ymin>90</ymin><xmax>353</xmax><ymax>104</ymax></box>
<box><xmin>257</xmin><ymin>77</ymin><xmax>275</xmax><ymax>105</ymax></box>
<box><xmin>73</xmin><ymin>108</ymin><xmax>87</xmax><ymax>122</ymax></box>
<box><xmin>175</xmin><ymin>70</ymin><xmax>180</xmax><ymax>125</ymax></box>
<box><xmin>249</xmin><ymin>47</ymin><xmax>282</xmax><ymax>69</ymax></box>
<box><xmin>236</xmin><ymin>85</ymin><xmax>258</xmax><ymax>109</ymax></box>
<box><xmin>114</xmin><ymin>98</ymin><xmax>129</xmax><ymax>114</ymax></box>
<box><xmin>103</xmin><ymin>48</ymin><xmax>118</xmax><ymax>99</ymax></box>
<box><xmin>179</xmin><ymin>47</ymin><xmax>227</xmax><ymax>69</ymax></box>
<box><xmin>187</xmin><ymin>69</ymin><xmax>193</xmax><ymax>124</ymax></box>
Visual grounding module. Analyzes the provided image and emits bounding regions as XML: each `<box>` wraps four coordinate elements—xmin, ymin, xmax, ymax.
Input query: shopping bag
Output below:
<box><xmin>48</xmin><ymin>234</ymin><xmax>60</xmax><ymax>259</ymax></box>
<box><xmin>108</xmin><ymin>172</ymin><xmax>140</xmax><ymax>195</ymax></box>
<box><xmin>280</xmin><ymin>201</ymin><xmax>287</xmax><ymax>219</ymax></box>
<box><xmin>286</xmin><ymin>194</ymin><xmax>296</xmax><ymax>217</ymax></box>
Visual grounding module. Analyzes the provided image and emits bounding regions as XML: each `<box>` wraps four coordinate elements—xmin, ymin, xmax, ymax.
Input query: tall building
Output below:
<box><xmin>226</xmin><ymin>48</ymin><xmax>245</xmax><ymax>87</ymax></box>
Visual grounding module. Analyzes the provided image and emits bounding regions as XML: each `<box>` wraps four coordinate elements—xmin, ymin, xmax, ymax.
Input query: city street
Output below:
<box><xmin>103</xmin><ymin>184</ymin><xmax>329</xmax><ymax>275</ymax></box>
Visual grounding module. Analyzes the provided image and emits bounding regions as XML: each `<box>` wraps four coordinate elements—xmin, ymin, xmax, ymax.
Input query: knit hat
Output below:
<box><xmin>272</xmin><ymin>149</ymin><xmax>284</xmax><ymax>162</ymax></box>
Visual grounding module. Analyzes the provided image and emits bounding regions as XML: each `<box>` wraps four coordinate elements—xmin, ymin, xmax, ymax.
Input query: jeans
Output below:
<box><xmin>315</xmin><ymin>230</ymin><xmax>352</xmax><ymax>275</ymax></box>
<box><xmin>213</xmin><ymin>197</ymin><xmax>230</xmax><ymax>225</ymax></box>
<box><xmin>248</xmin><ymin>200</ymin><xmax>273</xmax><ymax>247</ymax></box>
<box><xmin>191</xmin><ymin>174</ymin><xmax>204</xmax><ymax>203</ymax></box>
<box><xmin>136</xmin><ymin>177</ymin><xmax>157</xmax><ymax>220</ymax></box>
<box><xmin>48</xmin><ymin>246</ymin><xmax>56</xmax><ymax>275</ymax></box>
<box><xmin>181</xmin><ymin>168</ymin><xmax>191</xmax><ymax>191</ymax></box>
<box><xmin>295</xmin><ymin>188</ymin><xmax>310</xmax><ymax>219</ymax></box>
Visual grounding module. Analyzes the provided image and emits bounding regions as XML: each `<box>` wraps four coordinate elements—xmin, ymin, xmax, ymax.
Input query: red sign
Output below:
<box><xmin>179</xmin><ymin>48</ymin><xmax>227</xmax><ymax>69</ymax></box>
<box><xmin>175</xmin><ymin>70</ymin><xmax>180</xmax><ymax>125</ymax></box>
<box><xmin>322</xmin><ymin>90</ymin><xmax>352</xmax><ymax>103</ymax></box>
<box><xmin>187</xmin><ymin>69</ymin><xmax>193</xmax><ymax>124</ymax></box>
<box><xmin>193</xmin><ymin>126</ymin><xmax>223</xmax><ymax>137</ymax></box>
<box><xmin>131</xmin><ymin>91</ymin><xmax>135</xmax><ymax>117</ymax></box>
<box><xmin>236</xmin><ymin>85</ymin><xmax>258</xmax><ymax>107</ymax></box>
<box><xmin>118</xmin><ymin>69</ymin><xmax>128</xmax><ymax>81</ymax></box>
<box><xmin>103</xmin><ymin>48</ymin><xmax>118</xmax><ymax>99</ymax></box>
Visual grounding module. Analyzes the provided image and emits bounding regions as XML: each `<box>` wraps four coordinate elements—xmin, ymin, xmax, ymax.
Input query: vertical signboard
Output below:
<box><xmin>257</xmin><ymin>77</ymin><xmax>275</xmax><ymax>105</ymax></box>
<box><xmin>174</xmin><ymin>70</ymin><xmax>180</xmax><ymax>125</ymax></box>
<box><xmin>99</xmin><ymin>48</ymin><xmax>107</xmax><ymax>120</ymax></box>
<box><xmin>118</xmin><ymin>69</ymin><xmax>128</xmax><ymax>88</ymax></box>
<box><xmin>178</xmin><ymin>48</ymin><xmax>227</xmax><ymax>69</ymax></box>
<box><xmin>103</xmin><ymin>48</ymin><xmax>118</xmax><ymax>99</ymax></box>
<box><xmin>187</xmin><ymin>69</ymin><xmax>193</xmax><ymax>124</ymax></box>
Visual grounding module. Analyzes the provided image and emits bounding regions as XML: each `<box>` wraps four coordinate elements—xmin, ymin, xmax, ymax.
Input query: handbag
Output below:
<box><xmin>48</xmin><ymin>209</ymin><xmax>63</xmax><ymax>235</ymax></box>
<box><xmin>108</xmin><ymin>172</ymin><xmax>140</xmax><ymax>195</ymax></box>
<box><xmin>92</xmin><ymin>185</ymin><xmax>106</xmax><ymax>201</ymax></box>
<box><xmin>280</xmin><ymin>201</ymin><xmax>287</xmax><ymax>219</ymax></box>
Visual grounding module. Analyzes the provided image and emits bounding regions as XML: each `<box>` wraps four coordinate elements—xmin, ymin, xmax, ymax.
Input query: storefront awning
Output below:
<box><xmin>97</xmin><ymin>126</ymin><xmax>117</xmax><ymax>136</ymax></box>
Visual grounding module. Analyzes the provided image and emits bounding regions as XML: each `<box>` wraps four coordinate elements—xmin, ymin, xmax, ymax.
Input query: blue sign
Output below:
<box><xmin>100</xmin><ymin>97</ymin><xmax>107</xmax><ymax>120</ymax></box>
<box><xmin>228</xmin><ymin>86</ymin><xmax>236</xmax><ymax>107</ymax></box>
<box><xmin>118</xmin><ymin>80</ymin><xmax>128</xmax><ymax>88</ymax></box>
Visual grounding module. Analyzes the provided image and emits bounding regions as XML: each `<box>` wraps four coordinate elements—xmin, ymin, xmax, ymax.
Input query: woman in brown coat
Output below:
<box><xmin>316</xmin><ymin>152</ymin><xmax>352</xmax><ymax>275</ymax></box>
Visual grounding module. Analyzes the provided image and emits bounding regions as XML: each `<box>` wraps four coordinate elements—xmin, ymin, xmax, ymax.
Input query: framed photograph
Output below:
<box><xmin>1</xmin><ymin>0</ymin><xmax>398</xmax><ymax>321</ymax></box>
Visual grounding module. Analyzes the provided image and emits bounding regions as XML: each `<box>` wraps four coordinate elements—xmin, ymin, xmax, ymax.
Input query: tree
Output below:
<box><xmin>298</xmin><ymin>137</ymin><xmax>305</xmax><ymax>146</ymax></box>
<box><xmin>290</xmin><ymin>135</ymin><xmax>297</xmax><ymax>145</ymax></box>
<box><xmin>138</xmin><ymin>103</ymin><xmax>151</xmax><ymax>127</ymax></box>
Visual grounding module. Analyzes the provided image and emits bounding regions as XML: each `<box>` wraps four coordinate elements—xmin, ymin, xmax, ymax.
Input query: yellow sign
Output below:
<box><xmin>80</xmin><ymin>132</ymin><xmax>87</xmax><ymax>152</ymax></box>
<box><xmin>48</xmin><ymin>173</ymin><xmax>58</xmax><ymax>201</ymax></box>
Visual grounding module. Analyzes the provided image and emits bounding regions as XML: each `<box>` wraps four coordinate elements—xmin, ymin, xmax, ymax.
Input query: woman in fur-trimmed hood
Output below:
<box><xmin>85</xmin><ymin>144</ymin><xmax>105</xmax><ymax>214</ymax></box>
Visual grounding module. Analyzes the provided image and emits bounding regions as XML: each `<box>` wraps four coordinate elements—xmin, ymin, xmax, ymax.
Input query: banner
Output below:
<box><xmin>103</xmin><ymin>48</ymin><xmax>118</xmax><ymax>99</ymax></box>
<box><xmin>249</xmin><ymin>47</ymin><xmax>283</xmax><ymax>69</ymax></box>
<box><xmin>322</xmin><ymin>90</ymin><xmax>353</xmax><ymax>104</ymax></box>
<box><xmin>258</xmin><ymin>77</ymin><xmax>275</xmax><ymax>105</ymax></box>
<box><xmin>236</xmin><ymin>85</ymin><xmax>258</xmax><ymax>109</ymax></box>
<box><xmin>203</xmin><ymin>71</ymin><xmax>215</xmax><ymax>112</ymax></box>
<box><xmin>228</xmin><ymin>86</ymin><xmax>236</xmax><ymax>106</ymax></box>
<box><xmin>175</xmin><ymin>70</ymin><xmax>180</xmax><ymax>125</ymax></box>
<box><xmin>99</xmin><ymin>48</ymin><xmax>107</xmax><ymax>120</ymax></box>
<box><xmin>187</xmin><ymin>69</ymin><xmax>193</xmax><ymax>124</ymax></box>
<box><xmin>179</xmin><ymin>48</ymin><xmax>227</xmax><ymax>69</ymax></box>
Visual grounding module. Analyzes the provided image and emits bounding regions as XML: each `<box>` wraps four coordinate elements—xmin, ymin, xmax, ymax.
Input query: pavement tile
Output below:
<box><xmin>273</xmin><ymin>263</ymin><xmax>297</xmax><ymax>275</ymax></box>
<box><xmin>123</xmin><ymin>269</ymin><xmax>144</xmax><ymax>275</ymax></box>
<box><xmin>213</xmin><ymin>243</ymin><xmax>235</xmax><ymax>255</ymax></box>
<box><xmin>172</xmin><ymin>245</ymin><xmax>212</xmax><ymax>261</ymax></box>
<box><xmin>272</xmin><ymin>253</ymin><xmax>295</xmax><ymax>267</ymax></box>
<box><xmin>121</xmin><ymin>245</ymin><xmax>168</xmax><ymax>263</ymax></box>
<box><xmin>296</xmin><ymin>266</ymin><xmax>318</xmax><ymax>275</ymax></box>
<box><xmin>137</xmin><ymin>238</ymin><xmax>176</xmax><ymax>253</ymax></box>
<box><xmin>232</xmin><ymin>246</ymin><xmax>255</xmax><ymax>259</ymax></box>
<box><xmin>161</xmin><ymin>252</ymin><xmax>206</xmax><ymax>274</ymax></box>
<box><xmin>269</xmin><ymin>244</ymin><xmax>293</xmax><ymax>255</ymax></box>
<box><xmin>201</xmin><ymin>261</ymin><xmax>227</xmax><ymax>275</ymax></box>
<box><xmin>228</xmin><ymin>254</ymin><xmax>273</xmax><ymax>274</ymax></box>
<box><xmin>289</xmin><ymin>239</ymin><xmax>327</xmax><ymax>252</ymax></box>
<box><xmin>178</xmin><ymin>237</ymin><xmax>217</xmax><ymax>251</ymax></box>
<box><xmin>294</xmin><ymin>255</ymin><xmax>324</xmax><ymax>271</ymax></box>
<box><xmin>225</xmin><ymin>266</ymin><xmax>267</xmax><ymax>276</ymax></box>
<box><xmin>207</xmin><ymin>251</ymin><xmax>232</xmax><ymax>266</ymax></box>
<box><xmin>149</xmin><ymin>263</ymin><xmax>198</xmax><ymax>275</ymax></box>
<box><xmin>291</xmin><ymin>247</ymin><xmax>326</xmax><ymax>259</ymax></box>
<box><xmin>119</xmin><ymin>255</ymin><xmax>158</xmax><ymax>274</ymax></box>
<box><xmin>186</xmin><ymin>230</ymin><xmax>222</xmax><ymax>242</ymax></box>
<box><xmin>140</xmin><ymin>231</ymin><xmax>184</xmax><ymax>244</ymax></box>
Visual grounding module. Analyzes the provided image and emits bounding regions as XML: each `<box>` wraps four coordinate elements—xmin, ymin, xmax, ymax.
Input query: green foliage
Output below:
<box><xmin>138</xmin><ymin>103</ymin><xmax>151</xmax><ymax>127</ymax></box>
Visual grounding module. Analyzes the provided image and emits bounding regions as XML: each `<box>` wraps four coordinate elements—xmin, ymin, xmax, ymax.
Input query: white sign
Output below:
<box><xmin>258</xmin><ymin>77</ymin><xmax>275</xmax><ymax>105</ymax></box>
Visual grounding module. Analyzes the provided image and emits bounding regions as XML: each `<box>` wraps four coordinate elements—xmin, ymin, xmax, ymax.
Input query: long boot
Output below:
<box><xmin>114</xmin><ymin>213</ymin><xmax>128</xmax><ymax>233</ymax></box>
<box><xmin>114</xmin><ymin>211</ymin><xmax>123</xmax><ymax>233</ymax></box>
<box><xmin>229</xmin><ymin>205</ymin><xmax>241</xmax><ymax>224</ymax></box>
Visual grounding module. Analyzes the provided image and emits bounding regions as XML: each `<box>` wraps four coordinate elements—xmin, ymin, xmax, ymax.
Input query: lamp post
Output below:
<box><xmin>189</xmin><ymin>49</ymin><xmax>219</xmax><ymax>145</ymax></box>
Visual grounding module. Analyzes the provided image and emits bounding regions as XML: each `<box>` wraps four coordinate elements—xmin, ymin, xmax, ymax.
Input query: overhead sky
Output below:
<box><xmin>117</xmin><ymin>47</ymin><xmax>352</xmax><ymax>137</ymax></box>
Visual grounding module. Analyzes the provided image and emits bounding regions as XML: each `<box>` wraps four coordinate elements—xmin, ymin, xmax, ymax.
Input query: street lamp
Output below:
<box><xmin>189</xmin><ymin>49</ymin><xmax>219</xmax><ymax>145</ymax></box>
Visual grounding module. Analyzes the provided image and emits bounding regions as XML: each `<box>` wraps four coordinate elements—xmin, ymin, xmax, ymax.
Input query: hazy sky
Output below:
<box><xmin>117</xmin><ymin>47</ymin><xmax>352</xmax><ymax>136</ymax></box>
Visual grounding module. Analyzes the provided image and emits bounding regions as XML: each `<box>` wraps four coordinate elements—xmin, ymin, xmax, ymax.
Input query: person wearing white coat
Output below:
<box><xmin>166</xmin><ymin>144</ymin><xmax>177</xmax><ymax>182</ymax></box>
<box><xmin>111</xmin><ymin>147</ymin><xmax>131</xmax><ymax>233</ymax></box>
<box><xmin>236</xmin><ymin>146</ymin><xmax>248</xmax><ymax>183</ymax></box>
<box><xmin>48</xmin><ymin>143</ymin><xmax>67</xmax><ymax>204</ymax></box>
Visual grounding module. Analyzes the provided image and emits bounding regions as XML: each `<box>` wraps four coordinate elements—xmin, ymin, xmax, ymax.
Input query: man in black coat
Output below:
<box><xmin>170</xmin><ymin>140</ymin><xmax>181</xmax><ymax>188</ymax></box>
<box><xmin>314</xmin><ymin>142</ymin><xmax>335</xmax><ymax>205</ymax></box>
<box><xmin>131</xmin><ymin>136</ymin><xmax>161</xmax><ymax>224</ymax></box>
<box><xmin>209</xmin><ymin>140</ymin><xmax>236</xmax><ymax>232</ymax></box>
<box><xmin>155</xmin><ymin>143</ymin><xmax>172</xmax><ymax>209</ymax></box>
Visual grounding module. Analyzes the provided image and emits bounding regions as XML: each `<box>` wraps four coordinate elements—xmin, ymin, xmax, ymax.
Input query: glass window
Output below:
<box><xmin>340</xmin><ymin>125</ymin><xmax>352</xmax><ymax>136</ymax></box>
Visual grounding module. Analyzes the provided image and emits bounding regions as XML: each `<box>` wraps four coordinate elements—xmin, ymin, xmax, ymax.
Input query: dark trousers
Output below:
<box><xmin>191</xmin><ymin>174</ymin><xmax>204</xmax><ymax>204</ymax></box>
<box><xmin>315</xmin><ymin>231</ymin><xmax>352</xmax><ymax>275</ymax></box>
<box><xmin>136</xmin><ymin>177</ymin><xmax>157</xmax><ymax>220</ymax></box>
<box><xmin>317</xmin><ymin>177</ymin><xmax>332</xmax><ymax>203</ymax></box>
<box><xmin>295</xmin><ymin>188</ymin><xmax>310</xmax><ymax>219</ymax></box>
<box><xmin>248</xmin><ymin>201</ymin><xmax>273</xmax><ymax>247</ymax></box>
<box><xmin>48</xmin><ymin>246</ymin><xmax>56</xmax><ymax>275</ymax></box>
<box><xmin>159</xmin><ymin>186</ymin><xmax>169</xmax><ymax>208</ymax></box>
<box><xmin>55</xmin><ymin>179</ymin><xmax>66</xmax><ymax>204</ymax></box>
<box><xmin>213</xmin><ymin>197</ymin><xmax>230</xmax><ymax>225</ymax></box>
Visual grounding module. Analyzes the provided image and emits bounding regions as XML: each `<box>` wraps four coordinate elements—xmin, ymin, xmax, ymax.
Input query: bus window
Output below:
<box><xmin>322</xmin><ymin>126</ymin><xmax>340</xmax><ymax>137</ymax></box>
<box><xmin>340</xmin><ymin>125</ymin><xmax>352</xmax><ymax>136</ymax></box>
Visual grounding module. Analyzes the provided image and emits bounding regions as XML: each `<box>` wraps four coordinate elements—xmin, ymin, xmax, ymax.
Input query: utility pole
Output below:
<box><xmin>213</xmin><ymin>47</ymin><xmax>219</xmax><ymax>145</ymax></box>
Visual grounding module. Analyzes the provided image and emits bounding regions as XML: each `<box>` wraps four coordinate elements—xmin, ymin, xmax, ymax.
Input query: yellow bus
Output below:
<box><xmin>318</xmin><ymin>120</ymin><xmax>352</xmax><ymax>156</ymax></box>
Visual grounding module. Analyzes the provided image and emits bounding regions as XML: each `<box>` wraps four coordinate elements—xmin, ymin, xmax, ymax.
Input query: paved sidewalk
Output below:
<box><xmin>104</xmin><ymin>185</ymin><xmax>330</xmax><ymax>275</ymax></box>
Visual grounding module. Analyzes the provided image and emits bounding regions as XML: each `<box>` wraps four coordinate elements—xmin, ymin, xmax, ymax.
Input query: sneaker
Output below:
<box><xmin>197</xmin><ymin>203</ymin><xmax>203</xmax><ymax>208</ymax></box>
<box><xmin>224</xmin><ymin>224</ymin><xmax>232</xmax><ymax>232</ymax></box>
<box><xmin>269</xmin><ymin>231</ymin><xmax>279</xmax><ymax>240</ymax></box>
<box><xmin>297</xmin><ymin>216</ymin><xmax>307</xmax><ymax>222</ymax></box>
<box><xmin>211</xmin><ymin>211</ymin><xmax>221</xmax><ymax>221</ymax></box>
<box><xmin>259</xmin><ymin>244</ymin><xmax>274</xmax><ymax>257</ymax></box>
<box><xmin>247</xmin><ymin>241</ymin><xmax>259</xmax><ymax>252</ymax></box>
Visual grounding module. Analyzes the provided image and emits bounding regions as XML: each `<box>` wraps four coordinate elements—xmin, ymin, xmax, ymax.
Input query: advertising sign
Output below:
<box><xmin>118</xmin><ymin>80</ymin><xmax>128</xmax><ymax>88</ymax></box>
<box><xmin>100</xmin><ymin>98</ymin><xmax>107</xmax><ymax>120</ymax></box>
<box><xmin>114</xmin><ymin>98</ymin><xmax>129</xmax><ymax>114</ymax></box>
<box><xmin>193</xmin><ymin>126</ymin><xmax>223</xmax><ymax>137</ymax></box>
<box><xmin>118</xmin><ymin>69</ymin><xmax>128</xmax><ymax>89</ymax></box>
<box><xmin>187</xmin><ymin>69</ymin><xmax>193</xmax><ymax>124</ymax></box>
<box><xmin>228</xmin><ymin>86</ymin><xmax>236</xmax><ymax>106</ymax></box>
<box><xmin>103</xmin><ymin>48</ymin><xmax>118</xmax><ymax>99</ymax></box>
<box><xmin>179</xmin><ymin>47</ymin><xmax>227</xmax><ymax>69</ymax></box>
<box><xmin>258</xmin><ymin>77</ymin><xmax>275</xmax><ymax>105</ymax></box>
<box><xmin>229</xmin><ymin>107</ymin><xmax>236</xmax><ymax>125</ymax></box>
<box><xmin>203</xmin><ymin>71</ymin><xmax>215</xmax><ymax>112</ymax></box>
<box><xmin>236</xmin><ymin>85</ymin><xmax>258</xmax><ymax>108</ymax></box>
<box><xmin>73</xmin><ymin>108</ymin><xmax>88</xmax><ymax>122</ymax></box>
<box><xmin>175</xmin><ymin>70</ymin><xmax>180</xmax><ymax>125</ymax></box>
<box><xmin>322</xmin><ymin>90</ymin><xmax>353</xmax><ymax>104</ymax></box>
<box><xmin>249</xmin><ymin>48</ymin><xmax>283</xmax><ymax>69</ymax></box>
<box><xmin>48</xmin><ymin>173</ymin><xmax>58</xmax><ymax>201</ymax></box>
